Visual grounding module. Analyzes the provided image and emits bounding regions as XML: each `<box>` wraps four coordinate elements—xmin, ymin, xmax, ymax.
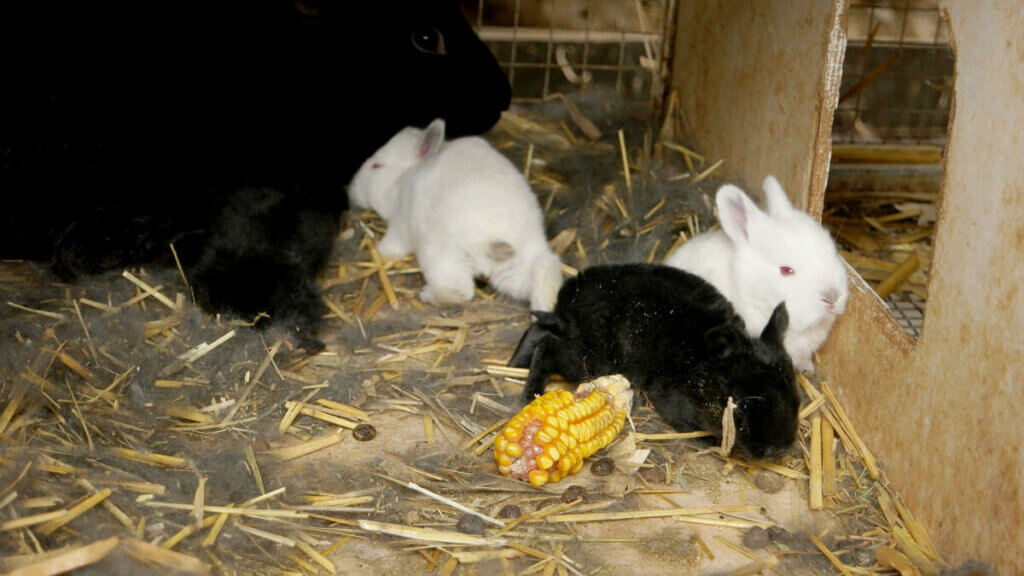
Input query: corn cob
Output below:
<box><xmin>495</xmin><ymin>375</ymin><xmax>633</xmax><ymax>487</ymax></box>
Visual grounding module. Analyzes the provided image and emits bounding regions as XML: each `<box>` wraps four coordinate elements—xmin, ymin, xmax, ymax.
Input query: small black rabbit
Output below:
<box><xmin>508</xmin><ymin>264</ymin><xmax>800</xmax><ymax>460</ymax></box>
<box><xmin>0</xmin><ymin>0</ymin><xmax>511</xmax><ymax>351</ymax></box>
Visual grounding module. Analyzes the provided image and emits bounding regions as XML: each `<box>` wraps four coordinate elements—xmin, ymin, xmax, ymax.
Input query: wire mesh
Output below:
<box><xmin>829</xmin><ymin>0</ymin><xmax>951</xmax><ymax>338</ymax></box>
<box><xmin>460</xmin><ymin>0</ymin><xmax>671</xmax><ymax>106</ymax></box>
<box><xmin>834</xmin><ymin>0</ymin><xmax>954</xmax><ymax>145</ymax></box>
<box><xmin>886</xmin><ymin>290</ymin><xmax>927</xmax><ymax>338</ymax></box>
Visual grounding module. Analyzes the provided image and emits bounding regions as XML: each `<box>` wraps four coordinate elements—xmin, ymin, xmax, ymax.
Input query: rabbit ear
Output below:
<box><xmin>531</xmin><ymin>310</ymin><xmax>559</xmax><ymax>328</ymax></box>
<box><xmin>760</xmin><ymin>302</ymin><xmax>789</xmax><ymax>349</ymax></box>
<box><xmin>715</xmin><ymin>184</ymin><xmax>764</xmax><ymax>245</ymax></box>
<box><xmin>418</xmin><ymin>118</ymin><xmax>446</xmax><ymax>159</ymax></box>
<box><xmin>705</xmin><ymin>323</ymin><xmax>745</xmax><ymax>360</ymax></box>
<box><xmin>762</xmin><ymin>175</ymin><xmax>794</xmax><ymax>216</ymax></box>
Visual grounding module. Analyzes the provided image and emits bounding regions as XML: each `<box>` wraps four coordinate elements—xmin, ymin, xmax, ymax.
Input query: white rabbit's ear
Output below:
<box><xmin>762</xmin><ymin>175</ymin><xmax>794</xmax><ymax>216</ymax></box>
<box><xmin>716</xmin><ymin>184</ymin><xmax>764</xmax><ymax>245</ymax></box>
<box><xmin>418</xmin><ymin>118</ymin><xmax>446</xmax><ymax>159</ymax></box>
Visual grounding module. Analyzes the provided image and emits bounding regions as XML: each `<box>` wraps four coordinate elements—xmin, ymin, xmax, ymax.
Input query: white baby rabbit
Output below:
<box><xmin>664</xmin><ymin>176</ymin><xmax>849</xmax><ymax>372</ymax></box>
<box><xmin>347</xmin><ymin>118</ymin><xmax>563</xmax><ymax>311</ymax></box>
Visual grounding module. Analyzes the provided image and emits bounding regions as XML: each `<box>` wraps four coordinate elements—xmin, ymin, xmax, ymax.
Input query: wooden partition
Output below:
<box><xmin>669</xmin><ymin>0</ymin><xmax>846</xmax><ymax>211</ymax></box>
<box><xmin>673</xmin><ymin>1</ymin><xmax>1023</xmax><ymax>573</ymax></box>
<box><xmin>819</xmin><ymin>2</ymin><xmax>1024</xmax><ymax>572</ymax></box>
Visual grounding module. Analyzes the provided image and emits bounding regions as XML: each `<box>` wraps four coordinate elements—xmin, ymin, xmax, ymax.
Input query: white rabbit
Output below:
<box><xmin>347</xmin><ymin>118</ymin><xmax>563</xmax><ymax>311</ymax></box>
<box><xmin>664</xmin><ymin>176</ymin><xmax>849</xmax><ymax>372</ymax></box>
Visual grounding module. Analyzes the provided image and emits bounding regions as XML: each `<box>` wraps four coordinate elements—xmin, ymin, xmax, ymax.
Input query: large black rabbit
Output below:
<box><xmin>0</xmin><ymin>0</ymin><xmax>511</xmax><ymax>351</ymax></box>
<box><xmin>508</xmin><ymin>264</ymin><xmax>800</xmax><ymax>460</ymax></box>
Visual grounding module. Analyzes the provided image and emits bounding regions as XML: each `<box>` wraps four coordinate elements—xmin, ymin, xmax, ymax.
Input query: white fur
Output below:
<box><xmin>347</xmin><ymin>119</ymin><xmax>563</xmax><ymax>311</ymax></box>
<box><xmin>665</xmin><ymin>176</ymin><xmax>849</xmax><ymax>372</ymax></box>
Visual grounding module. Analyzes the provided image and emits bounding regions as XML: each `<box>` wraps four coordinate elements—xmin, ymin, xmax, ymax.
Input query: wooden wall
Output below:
<box><xmin>669</xmin><ymin>0</ymin><xmax>846</xmax><ymax>211</ymax></box>
<box><xmin>672</xmin><ymin>0</ymin><xmax>1023</xmax><ymax>572</ymax></box>
<box><xmin>819</xmin><ymin>1</ymin><xmax>1024</xmax><ymax>572</ymax></box>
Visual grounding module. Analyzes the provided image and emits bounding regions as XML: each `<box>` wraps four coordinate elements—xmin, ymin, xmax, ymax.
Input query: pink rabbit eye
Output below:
<box><xmin>780</xmin><ymin>266</ymin><xmax>794</xmax><ymax>276</ymax></box>
<box><xmin>371</xmin><ymin>163</ymin><xmax>382</xmax><ymax>169</ymax></box>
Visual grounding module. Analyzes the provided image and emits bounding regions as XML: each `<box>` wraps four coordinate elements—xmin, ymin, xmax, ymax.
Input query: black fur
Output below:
<box><xmin>186</xmin><ymin>188</ymin><xmax>337</xmax><ymax>353</ymax></box>
<box><xmin>509</xmin><ymin>264</ymin><xmax>800</xmax><ymax>460</ymax></box>
<box><xmin>0</xmin><ymin>0</ymin><xmax>511</xmax><ymax>350</ymax></box>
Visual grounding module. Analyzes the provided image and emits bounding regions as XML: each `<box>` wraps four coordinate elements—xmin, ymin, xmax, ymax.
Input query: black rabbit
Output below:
<box><xmin>508</xmin><ymin>264</ymin><xmax>800</xmax><ymax>460</ymax></box>
<box><xmin>0</xmin><ymin>0</ymin><xmax>511</xmax><ymax>351</ymax></box>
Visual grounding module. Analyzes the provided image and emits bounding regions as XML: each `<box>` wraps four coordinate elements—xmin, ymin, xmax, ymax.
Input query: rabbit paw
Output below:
<box><xmin>378</xmin><ymin>234</ymin><xmax>410</xmax><ymax>260</ymax></box>
<box><xmin>420</xmin><ymin>283</ymin><xmax>474</xmax><ymax>306</ymax></box>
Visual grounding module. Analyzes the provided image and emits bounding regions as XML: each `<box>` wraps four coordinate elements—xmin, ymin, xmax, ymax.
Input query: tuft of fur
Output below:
<box><xmin>348</xmin><ymin>118</ymin><xmax>564</xmax><ymax>311</ymax></box>
<box><xmin>487</xmin><ymin>241</ymin><xmax>516</xmax><ymax>262</ymax></box>
<box><xmin>508</xmin><ymin>263</ymin><xmax>800</xmax><ymax>460</ymax></box>
<box><xmin>664</xmin><ymin>176</ymin><xmax>849</xmax><ymax>372</ymax></box>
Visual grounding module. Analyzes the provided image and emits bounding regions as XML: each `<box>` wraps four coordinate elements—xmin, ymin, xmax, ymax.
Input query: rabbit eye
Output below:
<box><xmin>412</xmin><ymin>27</ymin><xmax>447</xmax><ymax>55</ymax></box>
<box><xmin>780</xmin><ymin>266</ymin><xmax>794</xmax><ymax>277</ymax></box>
<box><xmin>371</xmin><ymin>162</ymin><xmax>382</xmax><ymax>170</ymax></box>
<box><xmin>737</xmin><ymin>396</ymin><xmax>764</xmax><ymax>413</ymax></box>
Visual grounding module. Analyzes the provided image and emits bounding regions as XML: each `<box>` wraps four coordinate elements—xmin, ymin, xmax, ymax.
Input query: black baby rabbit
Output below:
<box><xmin>508</xmin><ymin>264</ymin><xmax>800</xmax><ymax>460</ymax></box>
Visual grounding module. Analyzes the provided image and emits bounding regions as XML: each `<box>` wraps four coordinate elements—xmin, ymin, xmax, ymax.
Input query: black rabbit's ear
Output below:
<box><xmin>419</xmin><ymin>119</ymin><xmax>446</xmax><ymax>159</ymax></box>
<box><xmin>705</xmin><ymin>324</ymin><xmax>744</xmax><ymax>360</ymax></box>
<box><xmin>531</xmin><ymin>310</ymin><xmax>559</xmax><ymax>327</ymax></box>
<box><xmin>760</xmin><ymin>302</ymin><xmax>789</xmax><ymax>349</ymax></box>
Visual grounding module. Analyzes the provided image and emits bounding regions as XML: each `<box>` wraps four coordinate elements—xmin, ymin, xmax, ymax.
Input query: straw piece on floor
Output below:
<box><xmin>263</xmin><ymin>429</ymin><xmax>345</xmax><ymax>461</ymax></box>
<box><xmin>2</xmin><ymin>536</ymin><xmax>119</xmax><ymax>575</ymax></box>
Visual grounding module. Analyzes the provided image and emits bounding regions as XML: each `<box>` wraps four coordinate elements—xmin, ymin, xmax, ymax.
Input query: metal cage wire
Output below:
<box><xmin>465</xmin><ymin>0</ymin><xmax>674</xmax><ymax>106</ymax></box>
<box><xmin>832</xmin><ymin>0</ymin><xmax>952</xmax><ymax>338</ymax></box>
<box><xmin>835</xmin><ymin>0</ymin><xmax>954</xmax><ymax>145</ymax></box>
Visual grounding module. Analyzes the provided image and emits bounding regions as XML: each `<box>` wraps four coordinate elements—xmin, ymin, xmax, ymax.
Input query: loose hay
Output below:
<box><xmin>0</xmin><ymin>91</ymin><xmax>954</xmax><ymax>575</ymax></box>
<box><xmin>824</xmin><ymin>159</ymin><xmax>938</xmax><ymax>311</ymax></box>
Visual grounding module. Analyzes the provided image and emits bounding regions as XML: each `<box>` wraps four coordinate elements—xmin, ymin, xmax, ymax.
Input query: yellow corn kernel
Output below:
<box><xmin>555</xmin><ymin>412</ymin><xmax>570</xmax><ymax>431</ymax></box>
<box><xmin>503</xmin><ymin>426</ymin><xmax>522</xmax><ymax>443</ymax></box>
<box><xmin>528</xmin><ymin>403</ymin><xmax>545</xmax><ymax>414</ymax></box>
<box><xmin>553</xmin><ymin>438</ymin><xmax>569</xmax><ymax>457</ymax></box>
<box><xmin>557</xmin><ymin>457</ymin><xmax>572</xmax><ymax>474</ymax></box>
<box><xmin>528</xmin><ymin>469</ymin><xmax>549</xmax><ymax>487</ymax></box>
<box><xmin>495</xmin><ymin>375</ymin><xmax>633</xmax><ymax>487</ymax></box>
<box><xmin>544</xmin><ymin>414</ymin><xmax>561</xmax><ymax>430</ymax></box>
<box><xmin>537</xmin><ymin>455</ymin><xmax>554</xmax><ymax>470</ymax></box>
<box><xmin>535</xmin><ymin>425</ymin><xmax>558</xmax><ymax>444</ymax></box>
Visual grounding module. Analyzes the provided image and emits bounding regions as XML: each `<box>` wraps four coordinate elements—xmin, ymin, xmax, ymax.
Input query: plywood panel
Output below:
<box><xmin>819</xmin><ymin>1</ymin><xmax>1024</xmax><ymax>572</ymax></box>
<box><xmin>669</xmin><ymin>0</ymin><xmax>846</xmax><ymax>212</ymax></box>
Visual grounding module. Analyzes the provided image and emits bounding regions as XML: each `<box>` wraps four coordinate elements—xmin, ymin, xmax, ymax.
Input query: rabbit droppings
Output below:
<box><xmin>348</xmin><ymin>118</ymin><xmax>564</xmax><ymax>311</ymax></box>
<box><xmin>665</xmin><ymin>176</ymin><xmax>849</xmax><ymax>373</ymax></box>
<box><xmin>508</xmin><ymin>264</ymin><xmax>800</xmax><ymax>461</ymax></box>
